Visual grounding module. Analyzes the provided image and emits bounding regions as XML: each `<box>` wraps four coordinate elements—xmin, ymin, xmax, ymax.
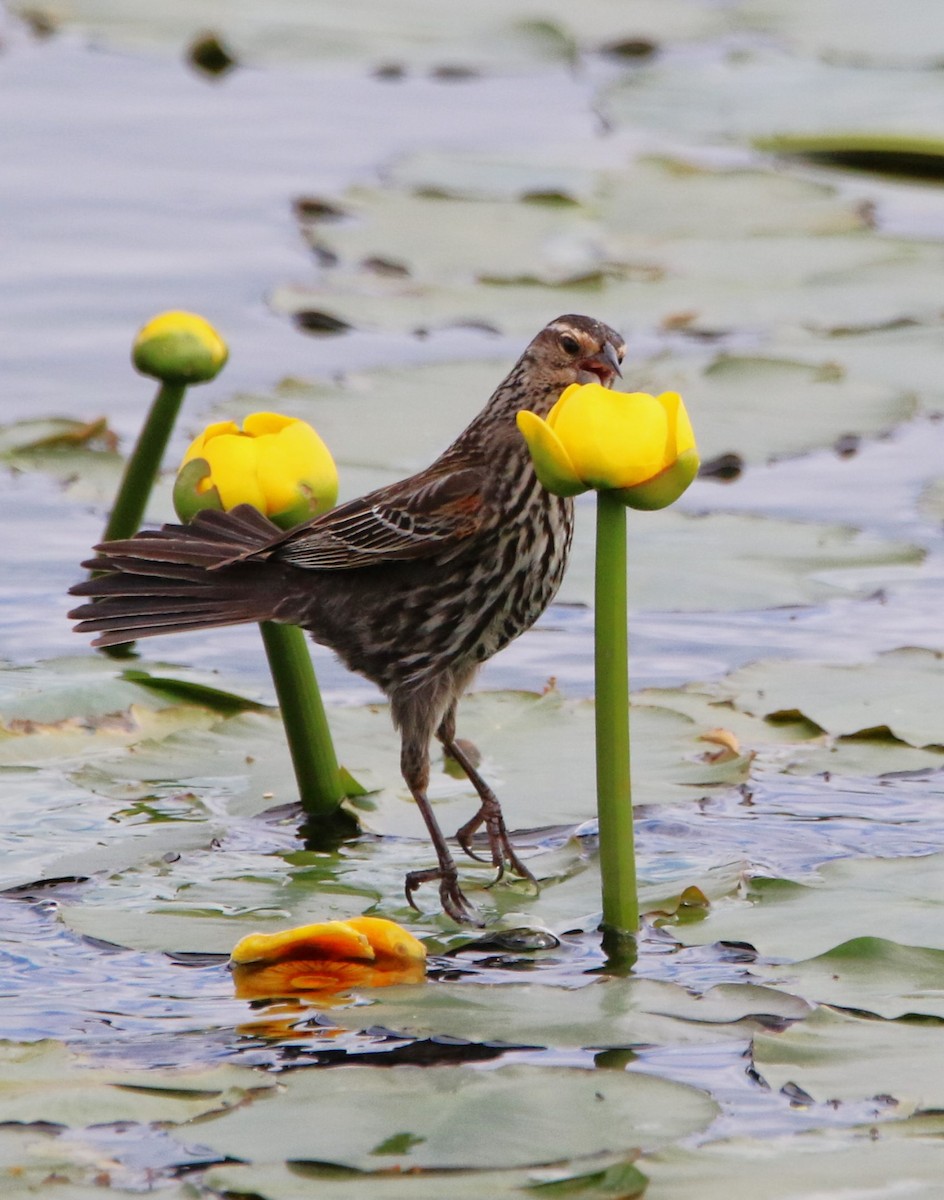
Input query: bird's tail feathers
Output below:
<box><xmin>69</xmin><ymin>506</ymin><xmax>289</xmax><ymax>648</ymax></box>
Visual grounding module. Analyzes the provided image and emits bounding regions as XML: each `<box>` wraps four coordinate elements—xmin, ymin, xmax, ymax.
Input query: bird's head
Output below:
<box><xmin>530</xmin><ymin>314</ymin><xmax>626</xmax><ymax>393</ymax></box>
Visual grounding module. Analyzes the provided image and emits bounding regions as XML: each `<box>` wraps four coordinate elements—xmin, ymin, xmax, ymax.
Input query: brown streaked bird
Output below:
<box><xmin>70</xmin><ymin>315</ymin><xmax>626</xmax><ymax>922</ymax></box>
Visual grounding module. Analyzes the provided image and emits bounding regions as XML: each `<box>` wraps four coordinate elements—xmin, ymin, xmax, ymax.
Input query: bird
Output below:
<box><xmin>70</xmin><ymin>314</ymin><xmax>626</xmax><ymax>923</ymax></box>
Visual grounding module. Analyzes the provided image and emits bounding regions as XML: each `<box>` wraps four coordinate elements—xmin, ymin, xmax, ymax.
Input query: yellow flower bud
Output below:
<box><xmin>230</xmin><ymin>916</ymin><xmax>427</xmax><ymax>998</ymax></box>
<box><xmin>173</xmin><ymin>411</ymin><xmax>339</xmax><ymax>529</ymax></box>
<box><xmin>517</xmin><ymin>383</ymin><xmax>699</xmax><ymax>510</ymax></box>
<box><xmin>133</xmin><ymin>311</ymin><xmax>228</xmax><ymax>384</ymax></box>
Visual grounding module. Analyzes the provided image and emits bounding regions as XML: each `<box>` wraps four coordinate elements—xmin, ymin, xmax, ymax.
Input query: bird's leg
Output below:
<box><xmin>400</xmin><ymin>738</ymin><xmax>478</xmax><ymax>924</ymax></box>
<box><xmin>437</xmin><ymin>708</ymin><xmax>534</xmax><ymax>885</ymax></box>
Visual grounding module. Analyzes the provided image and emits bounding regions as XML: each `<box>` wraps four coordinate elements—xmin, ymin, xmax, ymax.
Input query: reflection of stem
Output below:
<box><xmin>259</xmin><ymin>621</ymin><xmax>345</xmax><ymax>818</ymax></box>
<box><xmin>102</xmin><ymin>382</ymin><xmax>187</xmax><ymax>543</ymax></box>
<box><xmin>594</xmin><ymin>490</ymin><xmax>639</xmax><ymax>937</ymax></box>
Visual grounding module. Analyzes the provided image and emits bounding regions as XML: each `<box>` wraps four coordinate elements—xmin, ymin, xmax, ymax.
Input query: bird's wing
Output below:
<box><xmin>259</xmin><ymin>464</ymin><xmax>488</xmax><ymax>571</ymax></box>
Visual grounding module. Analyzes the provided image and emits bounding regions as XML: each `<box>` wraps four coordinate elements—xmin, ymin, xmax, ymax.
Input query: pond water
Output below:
<box><xmin>2</xmin><ymin>2</ymin><xmax>944</xmax><ymax>1197</ymax></box>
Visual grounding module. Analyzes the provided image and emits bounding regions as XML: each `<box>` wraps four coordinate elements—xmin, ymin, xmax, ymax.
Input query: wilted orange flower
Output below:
<box><xmin>230</xmin><ymin>916</ymin><xmax>427</xmax><ymax>1000</ymax></box>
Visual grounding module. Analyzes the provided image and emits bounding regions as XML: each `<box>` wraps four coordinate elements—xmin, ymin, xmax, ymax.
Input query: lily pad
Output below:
<box><xmin>328</xmin><ymin>976</ymin><xmax>810</xmax><ymax>1051</ymax></box>
<box><xmin>735</xmin><ymin>0</ymin><xmax>944</xmax><ymax>67</ymax></box>
<box><xmin>602</xmin><ymin>52</ymin><xmax>944</xmax><ymax>143</ymax></box>
<box><xmin>666</xmin><ymin>353</ymin><xmax>916</xmax><ymax>465</ymax></box>
<box><xmin>170</xmin><ymin>1062</ymin><xmax>718</xmax><ymax>1170</ymax></box>
<box><xmin>642</xmin><ymin>1127</ymin><xmax>944</xmax><ymax>1198</ymax></box>
<box><xmin>919</xmin><ymin>477</ymin><xmax>944</xmax><ymax>523</ymax></box>
<box><xmin>300</xmin><ymin>188</ymin><xmax>605</xmax><ymax>286</ymax></box>
<box><xmin>560</xmin><ymin>506</ymin><xmax>924</xmax><ymax>613</ymax></box>
<box><xmin>677</xmin><ymin>852</ymin><xmax>944</xmax><ymax>959</ymax></box>
<box><xmin>713</xmin><ymin>647</ymin><xmax>944</xmax><ymax>748</ymax></box>
<box><xmin>0</xmin><ymin>1039</ymin><xmax>271</xmax><ymax>1127</ymax></box>
<box><xmin>600</xmin><ymin>159</ymin><xmax>867</xmax><ymax>242</ymax></box>
<box><xmin>204</xmin><ymin>1158</ymin><xmax>649</xmax><ymax>1200</ymax></box>
<box><xmin>205</xmin><ymin>1158</ymin><xmax>649</xmax><ymax>1200</ymax></box>
<box><xmin>753</xmin><ymin>1005</ymin><xmax>944</xmax><ymax>1112</ymax></box>
<box><xmin>755</xmin><ymin>937</ymin><xmax>944</xmax><ymax>1019</ymax></box>
<box><xmin>759</xmin><ymin>132</ymin><xmax>944</xmax><ymax>181</ymax></box>
<box><xmin>11</xmin><ymin>0</ymin><xmax>722</xmax><ymax>68</ymax></box>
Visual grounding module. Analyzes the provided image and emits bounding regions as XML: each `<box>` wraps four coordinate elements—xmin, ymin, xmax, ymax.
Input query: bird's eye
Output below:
<box><xmin>560</xmin><ymin>334</ymin><xmax>580</xmax><ymax>355</ymax></box>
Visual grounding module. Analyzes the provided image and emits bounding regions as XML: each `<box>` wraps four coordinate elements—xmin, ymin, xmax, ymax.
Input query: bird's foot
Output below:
<box><xmin>456</xmin><ymin>805</ymin><xmax>535</xmax><ymax>886</ymax></box>
<box><xmin>405</xmin><ymin>865</ymin><xmax>480</xmax><ymax>926</ymax></box>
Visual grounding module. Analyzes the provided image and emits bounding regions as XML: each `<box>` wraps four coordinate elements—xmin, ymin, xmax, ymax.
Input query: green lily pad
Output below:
<box><xmin>300</xmin><ymin>188</ymin><xmax>604</xmax><ymax>286</ymax></box>
<box><xmin>170</xmin><ymin>1062</ymin><xmax>718</xmax><ymax>1170</ymax></box>
<box><xmin>560</xmin><ymin>507</ymin><xmax>923</xmax><ymax>613</ymax></box>
<box><xmin>602</xmin><ymin>53</ymin><xmax>944</xmax><ymax>143</ymax></box>
<box><xmin>328</xmin><ymin>976</ymin><xmax>810</xmax><ymax>1051</ymax></box>
<box><xmin>735</xmin><ymin>0</ymin><xmax>944</xmax><ymax>67</ymax></box>
<box><xmin>600</xmin><ymin>158</ymin><xmax>867</xmax><ymax>242</ymax></box>
<box><xmin>753</xmin><ymin>1005</ymin><xmax>944</xmax><ymax>1111</ymax></box>
<box><xmin>0</xmin><ymin>1040</ymin><xmax>271</xmax><ymax>1127</ymax></box>
<box><xmin>713</xmin><ymin>647</ymin><xmax>944</xmax><ymax>748</ymax></box>
<box><xmin>755</xmin><ymin>937</ymin><xmax>944</xmax><ymax>1019</ymax></box>
<box><xmin>669</xmin><ymin>353</ymin><xmax>915</xmax><ymax>464</ymax></box>
<box><xmin>11</xmin><ymin>0</ymin><xmax>721</xmax><ymax>68</ymax></box>
<box><xmin>640</xmin><ymin>657</ymin><xmax>944</xmax><ymax>777</ymax></box>
<box><xmin>205</xmin><ymin>1157</ymin><xmax>649</xmax><ymax>1200</ymax></box>
<box><xmin>758</xmin><ymin>133</ymin><xmax>944</xmax><ymax>181</ymax></box>
<box><xmin>677</xmin><ymin>853</ymin><xmax>944</xmax><ymax>959</ymax></box>
<box><xmin>771</xmin><ymin>323</ymin><xmax>944</xmax><ymax>404</ymax></box>
<box><xmin>388</xmin><ymin>147</ymin><xmax>600</xmax><ymax>205</ymax></box>
<box><xmin>642</xmin><ymin>1126</ymin><xmax>944</xmax><ymax>1198</ymax></box>
<box><xmin>919</xmin><ymin>477</ymin><xmax>944</xmax><ymax>522</ymax></box>
<box><xmin>0</xmin><ymin>416</ymin><xmax>179</xmax><ymax>515</ymax></box>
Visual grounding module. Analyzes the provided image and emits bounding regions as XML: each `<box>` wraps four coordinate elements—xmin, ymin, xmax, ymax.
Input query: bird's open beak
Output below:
<box><xmin>577</xmin><ymin>341</ymin><xmax>623</xmax><ymax>388</ymax></box>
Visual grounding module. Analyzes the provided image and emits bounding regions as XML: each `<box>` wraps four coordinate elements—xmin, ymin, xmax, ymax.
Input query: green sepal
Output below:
<box><xmin>173</xmin><ymin>456</ymin><xmax>224</xmax><ymax>523</ymax></box>
<box><xmin>613</xmin><ymin>448</ymin><xmax>701</xmax><ymax>510</ymax></box>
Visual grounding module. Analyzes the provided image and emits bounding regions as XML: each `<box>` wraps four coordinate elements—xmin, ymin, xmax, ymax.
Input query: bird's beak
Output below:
<box><xmin>577</xmin><ymin>341</ymin><xmax>623</xmax><ymax>387</ymax></box>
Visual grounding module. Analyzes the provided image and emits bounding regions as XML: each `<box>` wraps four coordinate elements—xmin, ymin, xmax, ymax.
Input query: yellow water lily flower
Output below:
<box><xmin>174</xmin><ymin>411</ymin><xmax>339</xmax><ymax>529</ymax></box>
<box><xmin>132</xmin><ymin>310</ymin><xmax>228</xmax><ymax>384</ymax></box>
<box><xmin>517</xmin><ymin>382</ymin><xmax>699</xmax><ymax>509</ymax></box>
<box><xmin>230</xmin><ymin>916</ymin><xmax>427</xmax><ymax>999</ymax></box>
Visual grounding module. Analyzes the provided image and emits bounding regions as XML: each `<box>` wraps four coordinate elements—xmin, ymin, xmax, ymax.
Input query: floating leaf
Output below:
<box><xmin>758</xmin><ymin>133</ymin><xmax>944</xmax><ymax>181</ymax></box>
<box><xmin>169</xmin><ymin>1063</ymin><xmax>718</xmax><ymax>1170</ymax></box>
<box><xmin>328</xmin><ymin>977</ymin><xmax>809</xmax><ymax>1052</ymax></box>
<box><xmin>713</xmin><ymin>648</ymin><xmax>944</xmax><ymax>748</ymax></box>
<box><xmin>602</xmin><ymin>53</ymin><xmax>944</xmax><ymax>142</ymax></box>
<box><xmin>756</xmin><ymin>937</ymin><xmax>944</xmax><ymax>1019</ymax></box>
<box><xmin>0</xmin><ymin>1040</ymin><xmax>271</xmax><ymax>1127</ymax></box>
<box><xmin>642</xmin><ymin>1126</ymin><xmax>944</xmax><ymax>1197</ymax></box>
<box><xmin>754</xmin><ymin>1005</ymin><xmax>944</xmax><ymax>1112</ymax></box>
<box><xmin>678</xmin><ymin>853</ymin><xmax>944</xmax><ymax>958</ymax></box>
<box><xmin>205</xmin><ymin>1157</ymin><xmax>648</xmax><ymax>1200</ymax></box>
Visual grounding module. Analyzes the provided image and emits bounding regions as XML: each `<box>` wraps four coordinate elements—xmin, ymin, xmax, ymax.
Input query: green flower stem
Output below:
<box><xmin>259</xmin><ymin>620</ymin><xmax>345</xmax><ymax>818</ymax></box>
<box><xmin>594</xmin><ymin>489</ymin><xmax>639</xmax><ymax>937</ymax></box>
<box><xmin>102</xmin><ymin>382</ymin><xmax>187</xmax><ymax>544</ymax></box>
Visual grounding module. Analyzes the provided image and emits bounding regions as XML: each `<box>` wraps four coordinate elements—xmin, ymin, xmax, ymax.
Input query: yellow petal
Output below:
<box><xmin>230</xmin><ymin>918</ymin><xmax>426</xmax><ymax>1000</ymax></box>
<box><xmin>655</xmin><ymin>391</ymin><xmax>697</xmax><ymax>459</ymax></box>
<box><xmin>180</xmin><ymin>420</ymin><xmax>240</xmax><ymax>466</ymax></box>
<box><xmin>255</xmin><ymin>420</ymin><xmax>339</xmax><ymax>519</ymax></box>
<box><xmin>242</xmin><ymin>411</ymin><xmax>297</xmax><ymax>437</ymax></box>
<box><xmin>344</xmin><ymin>916</ymin><xmax>427</xmax><ymax>968</ymax></box>
<box><xmin>516</xmin><ymin>410</ymin><xmax>586</xmax><ymax>497</ymax></box>
<box><xmin>231</xmin><ymin>921</ymin><xmax>374</xmax><ymax>966</ymax></box>
<box><xmin>201</xmin><ymin>433</ymin><xmax>268</xmax><ymax>512</ymax></box>
<box><xmin>554</xmin><ymin>387</ymin><xmax>670</xmax><ymax>490</ymax></box>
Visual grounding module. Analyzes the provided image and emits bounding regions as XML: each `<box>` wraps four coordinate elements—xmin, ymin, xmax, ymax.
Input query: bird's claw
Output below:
<box><xmin>405</xmin><ymin>866</ymin><xmax>480</xmax><ymax>926</ymax></box>
<box><xmin>456</xmin><ymin>808</ymin><xmax>536</xmax><ymax>886</ymax></box>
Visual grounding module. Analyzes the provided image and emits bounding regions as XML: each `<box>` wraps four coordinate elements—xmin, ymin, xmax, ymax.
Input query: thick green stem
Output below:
<box><xmin>259</xmin><ymin>620</ymin><xmax>345</xmax><ymax>819</ymax></box>
<box><xmin>102</xmin><ymin>382</ymin><xmax>187</xmax><ymax>543</ymax></box>
<box><xmin>594</xmin><ymin>490</ymin><xmax>639</xmax><ymax>937</ymax></box>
